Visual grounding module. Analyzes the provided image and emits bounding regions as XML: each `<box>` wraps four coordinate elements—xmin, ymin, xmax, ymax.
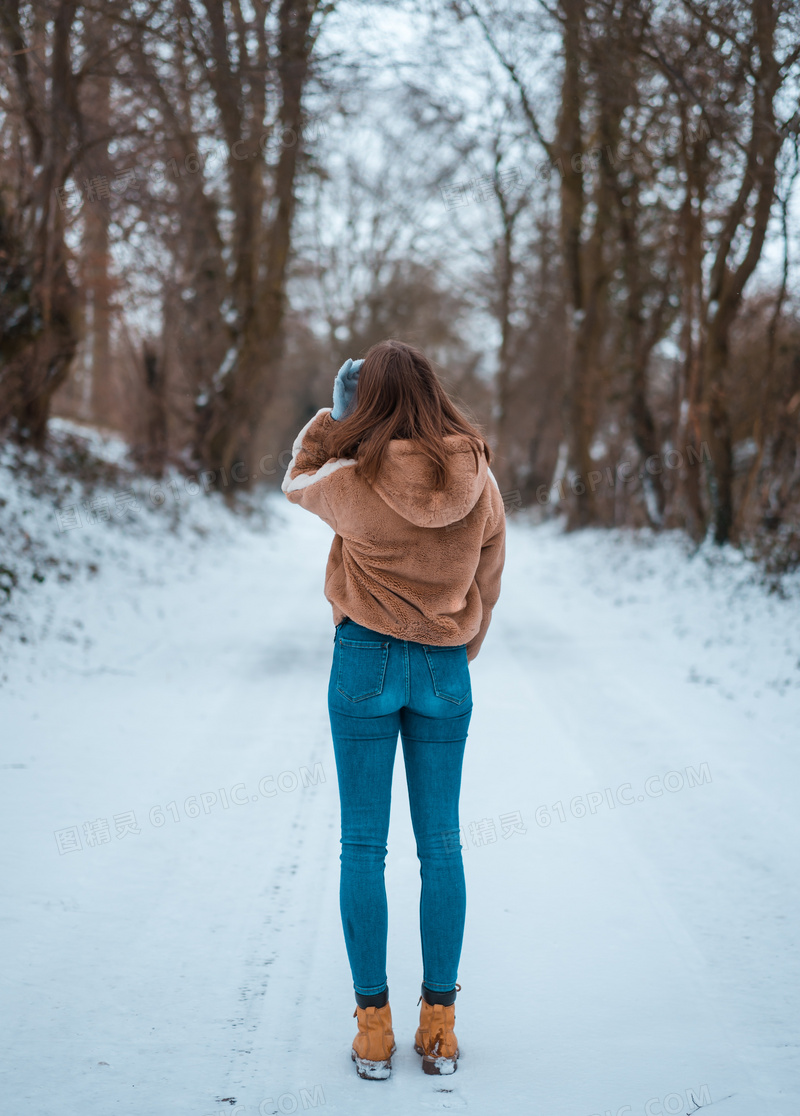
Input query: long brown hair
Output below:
<box><xmin>323</xmin><ymin>340</ymin><xmax>491</xmax><ymax>490</ymax></box>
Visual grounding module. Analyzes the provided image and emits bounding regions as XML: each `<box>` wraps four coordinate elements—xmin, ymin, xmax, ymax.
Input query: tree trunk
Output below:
<box><xmin>135</xmin><ymin>343</ymin><xmax>168</xmax><ymax>477</ymax></box>
<box><xmin>671</xmin><ymin>117</ymin><xmax>708</xmax><ymax>540</ymax></box>
<box><xmin>696</xmin><ymin>0</ymin><xmax>783</xmax><ymax>544</ymax></box>
<box><xmin>1</xmin><ymin>0</ymin><xmax>81</xmax><ymax>445</ymax></box>
<box><xmin>555</xmin><ymin>0</ymin><xmax>597</xmax><ymax>528</ymax></box>
<box><xmin>202</xmin><ymin>0</ymin><xmax>319</xmax><ymax>491</ymax></box>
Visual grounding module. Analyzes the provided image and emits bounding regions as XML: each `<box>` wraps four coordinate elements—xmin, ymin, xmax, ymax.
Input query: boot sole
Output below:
<box><xmin>414</xmin><ymin>1042</ymin><xmax>458</xmax><ymax>1075</ymax></box>
<box><xmin>352</xmin><ymin>1046</ymin><xmax>396</xmax><ymax>1080</ymax></box>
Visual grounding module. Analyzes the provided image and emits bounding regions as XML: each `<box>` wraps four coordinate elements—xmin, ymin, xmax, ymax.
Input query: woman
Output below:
<box><xmin>281</xmin><ymin>340</ymin><xmax>505</xmax><ymax>1079</ymax></box>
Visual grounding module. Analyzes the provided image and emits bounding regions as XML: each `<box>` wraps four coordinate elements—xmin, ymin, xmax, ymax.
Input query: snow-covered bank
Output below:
<box><xmin>2</xmin><ymin>443</ymin><xmax>799</xmax><ymax>1115</ymax></box>
<box><xmin>0</xmin><ymin>420</ymin><xmax>269</xmax><ymax>679</ymax></box>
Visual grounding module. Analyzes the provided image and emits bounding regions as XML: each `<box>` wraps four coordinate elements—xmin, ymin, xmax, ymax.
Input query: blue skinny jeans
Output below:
<box><xmin>328</xmin><ymin>616</ymin><xmax>472</xmax><ymax>997</ymax></box>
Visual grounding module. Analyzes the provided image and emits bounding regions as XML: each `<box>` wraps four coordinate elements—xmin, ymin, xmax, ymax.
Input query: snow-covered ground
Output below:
<box><xmin>2</xmin><ymin>434</ymin><xmax>800</xmax><ymax>1115</ymax></box>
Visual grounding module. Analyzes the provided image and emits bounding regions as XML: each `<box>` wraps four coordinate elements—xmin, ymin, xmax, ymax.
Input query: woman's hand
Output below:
<box><xmin>331</xmin><ymin>357</ymin><xmax>364</xmax><ymax>420</ymax></box>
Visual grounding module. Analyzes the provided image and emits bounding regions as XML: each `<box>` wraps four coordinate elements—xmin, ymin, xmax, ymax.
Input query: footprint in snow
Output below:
<box><xmin>420</xmin><ymin>1087</ymin><xmax>467</xmax><ymax>1109</ymax></box>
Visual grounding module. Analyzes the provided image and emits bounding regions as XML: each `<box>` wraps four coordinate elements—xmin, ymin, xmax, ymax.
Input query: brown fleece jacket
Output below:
<box><xmin>281</xmin><ymin>407</ymin><xmax>505</xmax><ymax>661</ymax></box>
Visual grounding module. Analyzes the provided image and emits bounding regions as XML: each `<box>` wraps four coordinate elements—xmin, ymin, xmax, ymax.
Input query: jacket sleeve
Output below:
<box><xmin>465</xmin><ymin>475</ymin><xmax>506</xmax><ymax>662</ymax></box>
<box><xmin>281</xmin><ymin>407</ymin><xmax>349</xmax><ymax>532</ymax></box>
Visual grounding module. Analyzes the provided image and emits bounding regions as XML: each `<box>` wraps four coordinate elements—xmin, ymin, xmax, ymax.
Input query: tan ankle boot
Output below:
<box><xmin>414</xmin><ymin>984</ymin><xmax>461</xmax><ymax>1075</ymax></box>
<box><xmin>351</xmin><ymin>1002</ymin><xmax>396</xmax><ymax>1079</ymax></box>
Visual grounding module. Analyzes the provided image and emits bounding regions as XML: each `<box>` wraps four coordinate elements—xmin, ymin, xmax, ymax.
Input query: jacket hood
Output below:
<box><xmin>369</xmin><ymin>436</ymin><xmax>489</xmax><ymax>528</ymax></box>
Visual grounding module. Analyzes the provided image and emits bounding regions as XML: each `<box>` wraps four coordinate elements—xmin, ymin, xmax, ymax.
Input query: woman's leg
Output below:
<box><xmin>329</xmin><ymin>707</ymin><xmax>401</xmax><ymax>995</ymax></box>
<box><xmin>400</xmin><ymin>668</ymin><xmax>471</xmax><ymax>993</ymax></box>
<box><xmin>328</xmin><ymin>620</ymin><xmax>405</xmax><ymax>997</ymax></box>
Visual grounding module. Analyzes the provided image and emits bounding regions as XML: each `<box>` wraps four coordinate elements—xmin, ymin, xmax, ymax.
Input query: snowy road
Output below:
<box><xmin>2</xmin><ymin>495</ymin><xmax>799</xmax><ymax>1115</ymax></box>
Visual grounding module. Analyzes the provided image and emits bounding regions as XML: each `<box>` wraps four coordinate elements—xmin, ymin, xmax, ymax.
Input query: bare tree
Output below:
<box><xmin>126</xmin><ymin>0</ymin><xmax>326</xmax><ymax>489</ymax></box>
<box><xmin>0</xmin><ymin>0</ymin><xmax>82</xmax><ymax>443</ymax></box>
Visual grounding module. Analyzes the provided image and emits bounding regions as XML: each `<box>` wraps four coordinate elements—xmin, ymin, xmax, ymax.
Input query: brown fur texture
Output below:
<box><xmin>281</xmin><ymin>408</ymin><xmax>505</xmax><ymax>660</ymax></box>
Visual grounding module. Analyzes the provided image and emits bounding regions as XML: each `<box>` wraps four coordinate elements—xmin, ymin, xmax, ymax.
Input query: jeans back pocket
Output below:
<box><xmin>336</xmin><ymin>637</ymin><xmax>390</xmax><ymax>702</ymax></box>
<box><xmin>423</xmin><ymin>644</ymin><xmax>471</xmax><ymax>704</ymax></box>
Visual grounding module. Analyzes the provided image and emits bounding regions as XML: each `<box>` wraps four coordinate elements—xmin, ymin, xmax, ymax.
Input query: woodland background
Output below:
<box><xmin>1</xmin><ymin>0</ymin><xmax>799</xmax><ymax>564</ymax></box>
